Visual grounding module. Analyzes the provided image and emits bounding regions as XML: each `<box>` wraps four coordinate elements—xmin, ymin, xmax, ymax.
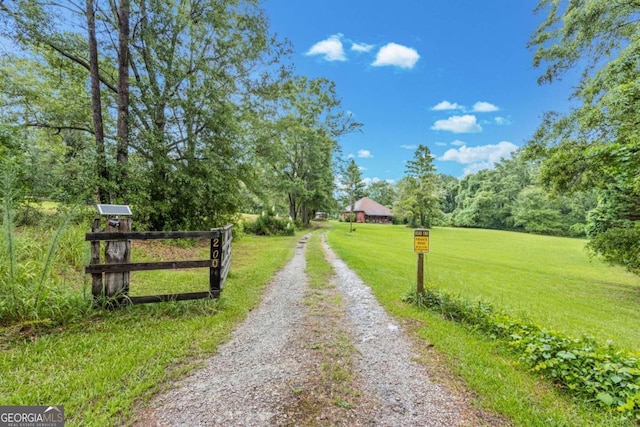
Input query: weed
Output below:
<box><xmin>0</xmin><ymin>165</ymin><xmax>90</xmax><ymax>325</ymax></box>
<box><xmin>404</xmin><ymin>286</ymin><xmax>640</xmax><ymax>421</ymax></box>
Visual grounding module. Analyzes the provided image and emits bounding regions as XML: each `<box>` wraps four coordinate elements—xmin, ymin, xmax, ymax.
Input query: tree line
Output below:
<box><xmin>346</xmin><ymin>145</ymin><xmax>595</xmax><ymax>236</ymax></box>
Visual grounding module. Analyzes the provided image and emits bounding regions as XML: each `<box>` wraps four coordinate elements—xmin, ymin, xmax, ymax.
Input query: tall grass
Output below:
<box><xmin>0</xmin><ymin>166</ymin><xmax>89</xmax><ymax>325</ymax></box>
<box><xmin>1</xmin><ymin>163</ymin><xmax>18</xmax><ymax>307</ymax></box>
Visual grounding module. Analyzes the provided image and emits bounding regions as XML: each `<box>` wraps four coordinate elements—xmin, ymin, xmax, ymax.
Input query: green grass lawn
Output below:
<box><xmin>327</xmin><ymin>222</ymin><xmax>640</xmax><ymax>352</ymax></box>
<box><xmin>129</xmin><ymin>239</ymin><xmax>212</xmax><ymax>296</ymax></box>
<box><xmin>0</xmin><ymin>232</ymin><xmax>301</xmax><ymax>426</ymax></box>
<box><xmin>326</xmin><ymin>221</ymin><xmax>640</xmax><ymax>426</ymax></box>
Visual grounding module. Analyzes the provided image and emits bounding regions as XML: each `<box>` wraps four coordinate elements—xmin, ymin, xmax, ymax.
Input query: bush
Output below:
<box><xmin>338</xmin><ymin>213</ymin><xmax>355</xmax><ymax>223</ymax></box>
<box><xmin>403</xmin><ymin>286</ymin><xmax>640</xmax><ymax>421</ymax></box>
<box><xmin>244</xmin><ymin>210</ymin><xmax>294</xmax><ymax>236</ymax></box>
<box><xmin>14</xmin><ymin>203</ymin><xmax>46</xmax><ymax>227</ymax></box>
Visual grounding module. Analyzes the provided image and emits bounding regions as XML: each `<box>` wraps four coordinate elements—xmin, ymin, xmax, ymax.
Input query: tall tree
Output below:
<box><xmin>434</xmin><ymin>174</ymin><xmax>459</xmax><ymax>216</ymax></box>
<box><xmin>403</xmin><ymin>144</ymin><xmax>440</xmax><ymax>227</ymax></box>
<box><xmin>340</xmin><ymin>158</ymin><xmax>364</xmax><ymax>233</ymax></box>
<box><xmin>366</xmin><ymin>180</ymin><xmax>396</xmax><ymax>207</ymax></box>
<box><xmin>254</xmin><ymin>76</ymin><xmax>360</xmax><ymax>226</ymax></box>
<box><xmin>512</xmin><ymin>186</ymin><xmax>564</xmax><ymax>235</ymax></box>
<box><xmin>85</xmin><ymin>0</ymin><xmax>108</xmax><ymax>203</ymax></box>
<box><xmin>115</xmin><ymin>0</ymin><xmax>129</xmax><ymax>191</ymax></box>
<box><xmin>526</xmin><ymin>0</ymin><xmax>640</xmax><ymax>273</ymax></box>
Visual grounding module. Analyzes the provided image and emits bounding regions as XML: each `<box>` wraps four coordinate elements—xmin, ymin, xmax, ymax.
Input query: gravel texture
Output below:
<box><xmin>136</xmin><ymin>233</ymin><xmax>504</xmax><ymax>426</ymax></box>
<box><xmin>321</xmin><ymin>237</ymin><xmax>474</xmax><ymax>426</ymax></box>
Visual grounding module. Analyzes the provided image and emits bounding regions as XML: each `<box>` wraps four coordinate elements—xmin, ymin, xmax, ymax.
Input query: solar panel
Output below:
<box><xmin>96</xmin><ymin>204</ymin><xmax>132</xmax><ymax>216</ymax></box>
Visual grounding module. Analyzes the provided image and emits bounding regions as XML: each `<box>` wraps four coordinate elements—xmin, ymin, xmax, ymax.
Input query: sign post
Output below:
<box><xmin>414</xmin><ymin>229</ymin><xmax>430</xmax><ymax>294</ymax></box>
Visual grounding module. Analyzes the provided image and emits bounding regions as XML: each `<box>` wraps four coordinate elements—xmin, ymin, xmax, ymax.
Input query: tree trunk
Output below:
<box><xmin>349</xmin><ymin>192</ymin><xmax>354</xmax><ymax>233</ymax></box>
<box><xmin>288</xmin><ymin>194</ymin><xmax>297</xmax><ymax>221</ymax></box>
<box><xmin>86</xmin><ymin>0</ymin><xmax>108</xmax><ymax>203</ymax></box>
<box><xmin>116</xmin><ymin>0</ymin><xmax>130</xmax><ymax>197</ymax></box>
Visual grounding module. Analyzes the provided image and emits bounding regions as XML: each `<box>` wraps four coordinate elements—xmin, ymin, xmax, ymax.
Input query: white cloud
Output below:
<box><xmin>438</xmin><ymin>141</ymin><xmax>518</xmax><ymax>175</ymax></box>
<box><xmin>400</xmin><ymin>144</ymin><xmax>417</xmax><ymax>150</ymax></box>
<box><xmin>358</xmin><ymin>149</ymin><xmax>373</xmax><ymax>158</ymax></box>
<box><xmin>372</xmin><ymin>43</ymin><xmax>419</xmax><ymax>69</ymax></box>
<box><xmin>494</xmin><ymin>116</ymin><xmax>511</xmax><ymax>125</ymax></box>
<box><xmin>352</xmin><ymin>42</ymin><xmax>374</xmax><ymax>52</ymax></box>
<box><xmin>451</xmin><ymin>139</ymin><xmax>466</xmax><ymax>146</ymax></box>
<box><xmin>362</xmin><ymin>177</ymin><xmax>375</xmax><ymax>186</ymax></box>
<box><xmin>431</xmin><ymin>115</ymin><xmax>482</xmax><ymax>133</ymax></box>
<box><xmin>472</xmin><ymin>101</ymin><xmax>499</xmax><ymax>112</ymax></box>
<box><xmin>358</xmin><ymin>166</ymin><xmax>367</xmax><ymax>171</ymax></box>
<box><xmin>306</xmin><ymin>34</ymin><xmax>346</xmax><ymax>61</ymax></box>
<box><xmin>431</xmin><ymin>101</ymin><xmax>463</xmax><ymax>111</ymax></box>
<box><xmin>435</xmin><ymin>142</ymin><xmax>448</xmax><ymax>147</ymax></box>
<box><xmin>347</xmin><ymin>153</ymin><xmax>354</xmax><ymax>159</ymax></box>
<box><xmin>363</xmin><ymin>177</ymin><xmax>395</xmax><ymax>186</ymax></box>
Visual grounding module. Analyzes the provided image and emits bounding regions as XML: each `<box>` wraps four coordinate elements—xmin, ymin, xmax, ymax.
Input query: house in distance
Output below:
<box><xmin>341</xmin><ymin>197</ymin><xmax>392</xmax><ymax>224</ymax></box>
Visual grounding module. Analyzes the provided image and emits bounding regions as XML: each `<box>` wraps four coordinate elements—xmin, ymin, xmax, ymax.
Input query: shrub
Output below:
<box><xmin>14</xmin><ymin>203</ymin><xmax>46</xmax><ymax>227</ymax></box>
<box><xmin>244</xmin><ymin>210</ymin><xmax>294</xmax><ymax>236</ymax></box>
<box><xmin>403</xmin><ymin>286</ymin><xmax>640</xmax><ymax>421</ymax></box>
<box><xmin>340</xmin><ymin>213</ymin><xmax>355</xmax><ymax>223</ymax></box>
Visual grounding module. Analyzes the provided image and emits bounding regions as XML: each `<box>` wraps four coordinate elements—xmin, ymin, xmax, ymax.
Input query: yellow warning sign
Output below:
<box><xmin>414</xmin><ymin>229</ymin><xmax>430</xmax><ymax>253</ymax></box>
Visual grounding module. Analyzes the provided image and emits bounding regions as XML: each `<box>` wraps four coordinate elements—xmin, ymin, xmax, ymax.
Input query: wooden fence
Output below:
<box><xmin>85</xmin><ymin>223</ymin><xmax>232</xmax><ymax>305</ymax></box>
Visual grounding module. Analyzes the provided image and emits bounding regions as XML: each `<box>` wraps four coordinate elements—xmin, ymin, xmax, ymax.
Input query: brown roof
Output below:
<box><xmin>343</xmin><ymin>197</ymin><xmax>392</xmax><ymax>216</ymax></box>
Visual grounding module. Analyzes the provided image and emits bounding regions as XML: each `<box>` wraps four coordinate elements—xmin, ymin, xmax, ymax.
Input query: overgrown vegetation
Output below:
<box><xmin>243</xmin><ymin>209</ymin><xmax>295</xmax><ymax>236</ymax></box>
<box><xmin>0</xmin><ymin>166</ymin><xmax>90</xmax><ymax>325</ymax></box>
<box><xmin>404</xmin><ymin>287</ymin><xmax>640</xmax><ymax>421</ymax></box>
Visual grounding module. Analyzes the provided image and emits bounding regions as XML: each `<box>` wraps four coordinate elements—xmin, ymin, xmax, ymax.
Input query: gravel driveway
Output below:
<box><xmin>135</xmin><ymin>233</ymin><xmax>507</xmax><ymax>426</ymax></box>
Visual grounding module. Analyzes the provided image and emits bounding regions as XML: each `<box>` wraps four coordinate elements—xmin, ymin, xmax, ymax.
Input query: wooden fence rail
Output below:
<box><xmin>85</xmin><ymin>223</ymin><xmax>232</xmax><ymax>306</ymax></box>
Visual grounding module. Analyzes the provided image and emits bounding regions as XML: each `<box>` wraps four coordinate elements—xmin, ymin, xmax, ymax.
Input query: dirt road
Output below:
<box><xmin>136</xmin><ymin>233</ymin><xmax>506</xmax><ymax>426</ymax></box>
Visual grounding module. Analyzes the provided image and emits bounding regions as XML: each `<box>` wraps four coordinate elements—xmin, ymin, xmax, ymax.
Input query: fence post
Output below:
<box><xmin>210</xmin><ymin>229</ymin><xmax>222</xmax><ymax>297</ymax></box>
<box><xmin>90</xmin><ymin>218</ymin><xmax>103</xmax><ymax>302</ymax></box>
<box><xmin>104</xmin><ymin>217</ymin><xmax>131</xmax><ymax>301</ymax></box>
<box><xmin>417</xmin><ymin>252</ymin><xmax>424</xmax><ymax>294</ymax></box>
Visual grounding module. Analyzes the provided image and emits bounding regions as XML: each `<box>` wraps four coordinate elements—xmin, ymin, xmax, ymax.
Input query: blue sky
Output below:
<box><xmin>263</xmin><ymin>0</ymin><xmax>578</xmax><ymax>184</ymax></box>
